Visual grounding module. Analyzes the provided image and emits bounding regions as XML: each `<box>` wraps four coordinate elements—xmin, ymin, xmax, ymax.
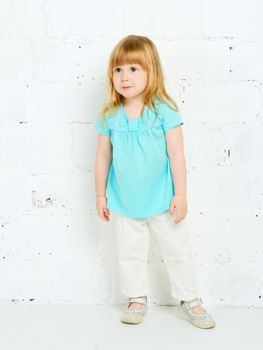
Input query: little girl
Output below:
<box><xmin>94</xmin><ymin>34</ymin><xmax>216</xmax><ymax>329</ymax></box>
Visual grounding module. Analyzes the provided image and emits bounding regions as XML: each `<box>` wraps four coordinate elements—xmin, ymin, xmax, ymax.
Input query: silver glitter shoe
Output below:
<box><xmin>175</xmin><ymin>297</ymin><xmax>216</xmax><ymax>329</ymax></box>
<box><xmin>120</xmin><ymin>296</ymin><xmax>148</xmax><ymax>324</ymax></box>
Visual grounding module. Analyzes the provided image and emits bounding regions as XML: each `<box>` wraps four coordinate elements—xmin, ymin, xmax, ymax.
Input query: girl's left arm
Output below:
<box><xmin>165</xmin><ymin>126</ymin><xmax>188</xmax><ymax>223</ymax></box>
<box><xmin>165</xmin><ymin>125</ymin><xmax>187</xmax><ymax>197</ymax></box>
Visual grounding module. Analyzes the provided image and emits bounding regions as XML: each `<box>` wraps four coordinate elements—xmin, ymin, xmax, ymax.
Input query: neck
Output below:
<box><xmin>123</xmin><ymin>96</ymin><xmax>145</xmax><ymax>108</ymax></box>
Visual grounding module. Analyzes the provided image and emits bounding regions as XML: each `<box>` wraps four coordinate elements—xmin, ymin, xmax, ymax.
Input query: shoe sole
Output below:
<box><xmin>120</xmin><ymin>305</ymin><xmax>147</xmax><ymax>324</ymax></box>
<box><xmin>174</xmin><ymin>306</ymin><xmax>216</xmax><ymax>329</ymax></box>
<box><xmin>120</xmin><ymin>313</ymin><xmax>144</xmax><ymax>324</ymax></box>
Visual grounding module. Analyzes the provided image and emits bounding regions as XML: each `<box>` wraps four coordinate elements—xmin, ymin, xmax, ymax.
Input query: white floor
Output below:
<box><xmin>0</xmin><ymin>303</ymin><xmax>262</xmax><ymax>350</ymax></box>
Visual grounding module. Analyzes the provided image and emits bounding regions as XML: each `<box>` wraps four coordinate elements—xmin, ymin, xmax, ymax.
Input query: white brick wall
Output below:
<box><xmin>0</xmin><ymin>0</ymin><xmax>262</xmax><ymax>307</ymax></box>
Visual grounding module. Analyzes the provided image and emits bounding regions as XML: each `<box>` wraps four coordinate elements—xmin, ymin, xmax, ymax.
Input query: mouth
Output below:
<box><xmin>122</xmin><ymin>86</ymin><xmax>132</xmax><ymax>89</ymax></box>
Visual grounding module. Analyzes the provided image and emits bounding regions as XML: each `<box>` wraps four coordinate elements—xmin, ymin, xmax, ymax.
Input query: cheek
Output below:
<box><xmin>142</xmin><ymin>73</ymin><xmax>147</xmax><ymax>85</ymax></box>
<box><xmin>112</xmin><ymin>77</ymin><xmax>119</xmax><ymax>87</ymax></box>
<box><xmin>142</xmin><ymin>76</ymin><xmax>147</xmax><ymax>88</ymax></box>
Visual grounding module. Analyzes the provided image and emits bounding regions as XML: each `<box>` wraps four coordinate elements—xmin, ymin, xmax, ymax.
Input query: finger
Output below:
<box><xmin>99</xmin><ymin>209</ymin><xmax>107</xmax><ymax>221</ymax></box>
<box><xmin>174</xmin><ymin>210</ymin><xmax>180</xmax><ymax>223</ymax></box>
<box><xmin>175</xmin><ymin>212</ymin><xmax>183</xmax><ymax>223</ymax></box>
<box><xmin>174</xmin><ymin>213</ymin><xmax>180</xmax><ymax>223</ymax></box>
<box><xmin>103</xmin><ymin>208</ymin><xmax>110</xmax><ymax>221</ymax></box>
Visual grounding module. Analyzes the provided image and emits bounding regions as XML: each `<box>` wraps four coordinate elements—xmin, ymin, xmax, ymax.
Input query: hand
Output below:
<box><xmin>169</xmin><ymin>195</ymin><xmax>188</xmax><ymax>224</ymax></box>
<box><xmin>96</xmin><ymin>195</ymin><xmax>110</xmax><ymax>222</ymax></box>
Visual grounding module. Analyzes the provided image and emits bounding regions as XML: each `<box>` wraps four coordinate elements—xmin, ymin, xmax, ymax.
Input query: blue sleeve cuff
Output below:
<box><xmin>94</xmin><ymin>119</ymin><xmax>111</xmax><ymax>135</ymax></box>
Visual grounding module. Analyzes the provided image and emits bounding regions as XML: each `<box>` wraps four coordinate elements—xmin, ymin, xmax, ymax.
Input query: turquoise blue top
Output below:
<box><xmin>94</xmin><ymin>98</ymin><xmax>184</xmax><ymax>218</ymax></box>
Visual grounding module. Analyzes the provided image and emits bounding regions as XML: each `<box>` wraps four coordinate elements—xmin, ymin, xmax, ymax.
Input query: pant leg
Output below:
<box><xmin>110</xmin><ymin>210</ymin><xmax>150</xmax><ymax>298</ymax></box>
<box><xmin>148</xmin><ymin>209</ymin><xmax>200</xmax><ymax>301</ymax></box>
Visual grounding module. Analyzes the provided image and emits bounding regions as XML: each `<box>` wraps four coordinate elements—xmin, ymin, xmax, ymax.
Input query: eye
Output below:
<box><xmin>114</xmin><ymin>67</ymin><xmax>121</xmax><ymax>72</ymax></box>
<box><xmin>130</xmin><ymin>67</ymin><xmax>137</xmax><ymax>72</ymax></box>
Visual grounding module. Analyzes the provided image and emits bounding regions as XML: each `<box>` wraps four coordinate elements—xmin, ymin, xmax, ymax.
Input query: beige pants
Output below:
<box><xmin>110</xmin><ymin>209</ymin><xmax>200</xmax><ymax>302</ymax></box>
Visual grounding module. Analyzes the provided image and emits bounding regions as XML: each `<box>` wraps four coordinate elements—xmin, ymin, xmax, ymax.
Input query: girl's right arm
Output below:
<box><xmin>95</xmin><ymin>133</ymin><xmax>112</xmax><ymax>221</ymax></box>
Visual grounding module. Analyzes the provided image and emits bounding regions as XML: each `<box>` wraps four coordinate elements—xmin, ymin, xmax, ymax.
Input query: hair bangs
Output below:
<box><xmin>111</xmin><ymin>45</ymin><xmax>147</xmax><ymax>71</ymax></box>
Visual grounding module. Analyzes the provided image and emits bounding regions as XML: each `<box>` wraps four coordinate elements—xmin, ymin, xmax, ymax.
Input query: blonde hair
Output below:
<box><xmin>99</xmin><ymin>34</ymin><xmax>180</xmax><ymax>118</ymax></box>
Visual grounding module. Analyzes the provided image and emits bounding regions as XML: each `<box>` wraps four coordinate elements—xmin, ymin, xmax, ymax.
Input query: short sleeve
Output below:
<box><xmin>94</xmin><ymin>116</ymin><xmax>111</xmax><ymax>135</ymax></box>
<box><xmin>158</xmin><ymin>103</ymin><xmax>184</xmax><ymax>132</ymax></box>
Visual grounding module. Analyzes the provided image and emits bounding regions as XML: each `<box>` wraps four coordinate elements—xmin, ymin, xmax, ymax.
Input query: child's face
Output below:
<box><xmin>112</xmin><ymin>63</ymin><xmax>147</xmax><ymax>101</ymax></box>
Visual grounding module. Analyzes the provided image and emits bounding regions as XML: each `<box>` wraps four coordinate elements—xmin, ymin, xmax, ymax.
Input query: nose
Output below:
<box><xmin>120</xmin><ymin>71</ymin><xmax>129</xmax><ymax>82</ymax></box>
